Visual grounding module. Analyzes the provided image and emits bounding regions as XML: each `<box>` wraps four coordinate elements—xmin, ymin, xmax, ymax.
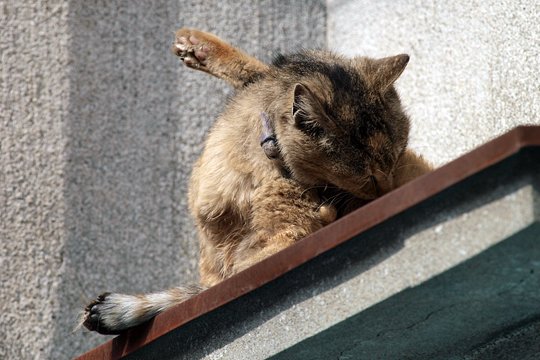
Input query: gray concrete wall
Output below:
<box><xmin>2</xmin><ymin>2</ymin><xmax>71</xmax><ymax>359</ymax></box>
<box><xmin>1</xmin><ymin>1</ymin><xmax>325</xmax><ymax>359</ymax></box>
<box><xmin>2</xmin><ymin>1</ymin><xmax>539</xmax><ymax>359</ymax></box>
<box><xmin>328</xmin><ymin>0</ymin><xmax>540</xmax><ymax>166</ymax></box>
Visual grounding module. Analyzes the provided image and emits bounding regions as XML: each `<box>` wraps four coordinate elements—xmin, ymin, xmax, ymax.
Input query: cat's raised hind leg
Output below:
<box><xmin>172</xmin><ymin>28</ymin><xmax>268</xmax><ymax>89</ymax></box>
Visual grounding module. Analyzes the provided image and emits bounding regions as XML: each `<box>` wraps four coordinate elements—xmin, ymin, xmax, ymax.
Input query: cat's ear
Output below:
<box><xmin>371</xmin><ymin>54</ymin><xmax>409</xmax><ymax>93</ymax></box>
<box><xmin>292</xmin><ymin>83</ymin><xmax>316</xmax><ymax>122</ymax></box>
<box><xmin>292</xmin><ymin>83</ymin><xmax>310</xmax><ymax>119</ymax></box>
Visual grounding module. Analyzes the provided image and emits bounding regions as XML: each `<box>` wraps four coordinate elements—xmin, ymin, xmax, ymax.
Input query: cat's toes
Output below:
<box><xmin>82</xmin><ymin>292</ymin><xmax>125</xmax><ymax>335</ymax></box>
<box><xmin>172</xmin><ymin>28</ymin><xmax>210</xmax><ymax>68</ymax></box>
<box><xmin>319</xmin><ymin>204</ymin><xmax>337</xmax><ymax>224</ymax></box>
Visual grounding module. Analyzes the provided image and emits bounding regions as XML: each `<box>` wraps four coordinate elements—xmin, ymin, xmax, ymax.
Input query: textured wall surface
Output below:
<box><xmin>2</xmin><ymin>0</ymin><xmax>539</xmax><ymax>359</ymax></box>
<box><xmin>328</xmin><ymin>0</ymin><xmax>540</xmax><ymax>166</ymax></box>
<box><xmin>1</xmin><ymin>1</ymin><xmax>325</xmax><ymax>359</ymax></box>
<box><xmin>1</xmin><ymin>2</ymin><xmax>71</xmax><ymax>359</ymax></box>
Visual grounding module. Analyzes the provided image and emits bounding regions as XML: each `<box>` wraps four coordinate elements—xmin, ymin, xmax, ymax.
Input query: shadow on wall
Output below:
<box><xmin>52</xmin><ymin>1</ymin><xmax>326</xmax><ymax>358</ymax></box>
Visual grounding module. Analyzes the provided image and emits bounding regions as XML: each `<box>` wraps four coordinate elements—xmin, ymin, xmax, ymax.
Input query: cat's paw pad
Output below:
<box><xmin>82</xmin><ymin>292</ymin><xmax>127</xmax><ymax>335</ymax></box>
<box><xmin>172</xmin><ymin>29</ymin><xmax>210</xmax><ymax>68</ymax></box>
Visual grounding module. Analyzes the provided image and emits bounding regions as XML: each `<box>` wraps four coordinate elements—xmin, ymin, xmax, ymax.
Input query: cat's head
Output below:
<box><xmin>272</xmin><ymin>51</ymin><xmax>410</xmax><ymax>199</ymax></box>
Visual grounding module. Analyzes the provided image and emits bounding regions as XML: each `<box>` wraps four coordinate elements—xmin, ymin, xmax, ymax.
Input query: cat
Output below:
<box><xmin>81</xmin><ymin>28</ymin><xmax>432</xmax><ymax>334</ymax></box>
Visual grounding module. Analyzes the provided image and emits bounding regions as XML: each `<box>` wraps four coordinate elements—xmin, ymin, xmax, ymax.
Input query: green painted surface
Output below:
<box><xmin>271</xmin><ymin>222</ymin><xmax>540</xmax><ymax>360</ymax></box>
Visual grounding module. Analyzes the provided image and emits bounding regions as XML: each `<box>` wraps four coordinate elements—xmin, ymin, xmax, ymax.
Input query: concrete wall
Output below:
<box><xmin>2</xmin><ymin>2</ymin><xmax>71</xmax><ymax>359</ymax></box>
<box><xmin>328</xmin><ymin>0</ymin><xmax>540</xmax><ymax>166</ymax></box>
<box><xmin>1</xmin><ymin>1</ymin><xmax>325</xmax><ymax>359</ymax></box>
<box><xmin>1</xmin><ymin>0</ymin><xmax>538</xmax><ymax>359</ymax></box>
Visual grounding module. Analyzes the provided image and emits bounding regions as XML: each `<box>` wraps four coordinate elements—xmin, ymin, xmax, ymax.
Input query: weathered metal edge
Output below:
<box><xmin>74</xmin><ymin>125</ymin><xmax>540</xmax><ymax>360</ymax></box>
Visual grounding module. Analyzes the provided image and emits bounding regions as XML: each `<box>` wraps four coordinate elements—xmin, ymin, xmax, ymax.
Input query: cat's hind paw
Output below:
<box><xmin>172</xmin><ymin>28</ymin><xmax>210</xmax><ymax>69</ymax></box>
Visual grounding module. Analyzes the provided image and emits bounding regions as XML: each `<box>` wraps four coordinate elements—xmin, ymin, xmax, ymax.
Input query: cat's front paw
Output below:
<box><xmin>82</xmin><ymin>292</ymin><xmax>139</xmax><ymax>335</ymax></box>
<box><xmin>172</xmin><ymin>28</ymin><xmax>210</xmax><ymax>69</ymax></box>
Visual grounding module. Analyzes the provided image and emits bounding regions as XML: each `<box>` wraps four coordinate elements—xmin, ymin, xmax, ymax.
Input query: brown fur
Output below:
<box><xmin>175</xmin><ymin>28</ymin><xmax>432</xmax><ymax>285</ymax></box>
<box><xmin>81</xmin><ymin>28</ymin><xmax>432</xmax><ymax>334</ymax></box>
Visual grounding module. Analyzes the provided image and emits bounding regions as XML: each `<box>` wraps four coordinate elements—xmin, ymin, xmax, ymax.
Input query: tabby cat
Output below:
<box><xmin>81</xmin><ymin>28</ymin><xmax>432</xmax><ymax>334</ymax></box>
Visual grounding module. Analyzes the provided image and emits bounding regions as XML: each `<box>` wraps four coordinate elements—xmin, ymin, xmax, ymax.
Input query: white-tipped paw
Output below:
<box><xmin>82</xmin><ymin>292</ymin><xmax>148</xmax><ymax>335</ymax></box>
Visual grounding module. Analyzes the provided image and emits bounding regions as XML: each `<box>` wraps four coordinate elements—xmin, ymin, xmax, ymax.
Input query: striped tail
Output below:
<box><xmin>80</xmin><ymin>285</ymin><xmax>205</xmax><ymax>334</ymax></box>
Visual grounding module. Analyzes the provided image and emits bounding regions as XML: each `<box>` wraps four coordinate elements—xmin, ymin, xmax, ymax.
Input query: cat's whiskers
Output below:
<box><xmin>343</xmin><ymin>194</ymin><xmax>358</xmax><ymax>208</ymax></box>
<box><xmin>353</xmin><ymin>176</ymin><xmax>372</xmax><ymax>190</ymax></box>
<box><xmin>375</xmin><ymin>168</ymin><xmax>389</xmax><ymax>180</ymax></box>
<box><xmin>317</xmin><ymin>190</ymin><xmax>349</xmax><ymax>211</ymax></box>
<box><xmin>300</xmin><ymin>184</ymin><xmax>340</xmax><ymax>197</ymax></box>
<box><xmin>395</xmin><ymin>163</ymin><xmax>427</xmax><ymax>171</ymax></box>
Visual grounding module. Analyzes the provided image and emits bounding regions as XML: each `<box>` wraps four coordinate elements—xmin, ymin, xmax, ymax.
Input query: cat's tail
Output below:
<box><xmin>78</xmin><ymin>285</ymin><xmax>206</xmax><ymax>335</ymax></box>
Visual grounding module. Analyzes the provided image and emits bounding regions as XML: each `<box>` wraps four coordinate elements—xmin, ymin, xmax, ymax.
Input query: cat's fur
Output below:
<box><xmin>81</xmin><ymin>28</ymin><xmax>432</xmax><ymax>334</ymax></box>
